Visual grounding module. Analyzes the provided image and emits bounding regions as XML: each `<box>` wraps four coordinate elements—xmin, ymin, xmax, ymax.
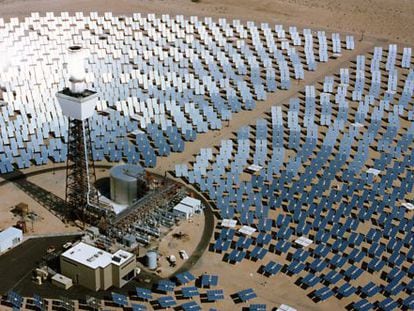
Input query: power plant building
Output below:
<box><xmin>173</xmin><ymin>203</ymin><xmax>195</xmax><ymax>220</ymax></box>
<box><xmin>172</xmin><ymin>196</ymin><xmax>202</xmax><ymax>219</ymax></box>
<box><xmin>60</xmin><ymin>242</ymin><xmax>136</xmax><ymax>291</ymax></box>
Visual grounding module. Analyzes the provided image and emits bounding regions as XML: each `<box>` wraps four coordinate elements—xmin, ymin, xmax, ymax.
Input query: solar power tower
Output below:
<box><xmin>56</xmin><ymin>46</ymin><xmax>101</xmax><ymax>222</ymax></box>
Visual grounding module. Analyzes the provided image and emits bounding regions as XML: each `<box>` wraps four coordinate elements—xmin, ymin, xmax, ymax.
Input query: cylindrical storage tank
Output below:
<box><xmin>110</xmin><ymin>164</ymin><xmax>143</xmax><ymax>205</ymax></box>
<box><xmin>146</xmin><ymin>250</ymin><xmax>158</xmax><ymax>270</ymax></box>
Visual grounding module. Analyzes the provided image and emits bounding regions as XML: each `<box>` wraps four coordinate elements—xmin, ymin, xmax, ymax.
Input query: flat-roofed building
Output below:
<box><xmin>173</xmin><ymin>203</ymin><xmax>194</xmax><ymax>220</ymax></box>
<box><xmin>0</xmin><ymin>227</ymin><xmax>23</xmax><ymax>253</ymax></box>
<box><xmin>180</xmin><ymin>196</ymin><xmax>202</xmax><ymax>212</ymax></box>
<box><xmin>111</xmin><ymin>249</ymin><xmax>137</xmax><ymax>288</ymax></box>
<box><xmin>60</xmin><ymin>242</ymin><xmax>135</xmax><ymax>291</ymax></box>
<box><xmin>172</xmin><ymin>196</ymin><xmax>202</xmax><ymax>219</ymax></box>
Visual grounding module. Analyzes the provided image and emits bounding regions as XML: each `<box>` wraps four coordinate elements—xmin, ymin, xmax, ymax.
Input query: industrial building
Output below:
<box><xmin>60</xmin><ymin>242</ymin><xmax>135</xmax><ymax>291</ymax></box>
<box><xmin>173</xmin><ymin>196</ymin><xmax>202</xmax><ymax>220</ymax></box>
<box><xmin>173</xmin><ymin>204</ymin><xmax>194</xmax><ymax>220</ymax></box>
<box><xmin>0</xmin><ymin>227</ymin><xmax>23</xmax><ymax>253</ymax></box>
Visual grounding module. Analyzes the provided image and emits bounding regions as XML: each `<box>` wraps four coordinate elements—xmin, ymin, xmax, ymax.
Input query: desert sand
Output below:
<box><xmin>0</xmin><ymin>0</ymin><xmax>413</xmax><ymax>46</ymax></box>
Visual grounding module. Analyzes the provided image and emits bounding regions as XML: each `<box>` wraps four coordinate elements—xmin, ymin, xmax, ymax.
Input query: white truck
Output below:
<box><xmin>179</xmin><ymin>250</ymin><xmax>189</xmax><ymax>260</ymax></box>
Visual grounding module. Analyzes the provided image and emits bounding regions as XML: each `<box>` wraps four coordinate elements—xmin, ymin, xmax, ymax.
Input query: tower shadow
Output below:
<box><xmin>3</xmin><ymin>169</ymin><xmax>69</xmax><ymax>220</ymax></box>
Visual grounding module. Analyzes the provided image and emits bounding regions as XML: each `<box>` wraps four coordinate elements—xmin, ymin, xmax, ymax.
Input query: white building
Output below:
<box><xmin>60</xmin><ymin>242</ymin><xmax>136</xmax><ymax>291</ymax></box>
<box><xmin>172</xmin><ymin>196</ymin><xmax>202</xmax><ymax>219</ymax></box>
<box><xmin>173</xmin><ymin>203</ymin><xmax>194</xmax><ymax>220</ymax></box>
<box><xmin>180</xmin><ymin>196</ymin><xmax>202</xmax><ymax>212</ymax></box>
<box><xmin>51</xmin><ymin>273</ymin><xmax>73</xmax><ymax>290</ymax></box>
<box><xmin>0</xmin><ymin>227</ymin><xmax>23</xmax><ymax>253</ymax></box>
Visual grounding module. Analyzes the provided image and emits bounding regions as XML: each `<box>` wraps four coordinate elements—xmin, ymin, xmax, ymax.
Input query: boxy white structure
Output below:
<box><xmin>0</xmin><ymin>227</ymin><xmax>23</xmax><ymax>253</ymax></box>
<box><xmin>173</xmin><ymin>203</ymin><xmax>194</xmax><ymax>220</ymax></box>
<box><xmin>172</xmin><ymin>196</ymin><xmax>202</xmax><ymax>219</ymax></box>
<box><xmin>180</xmin><ymin>196</ymin><xmax>202</xmax><ymax>212</ymax></box>
<box><xmin>60</xmin><ymin>242</ymin><xmax>136</xmax><ymax>291</ymax></box>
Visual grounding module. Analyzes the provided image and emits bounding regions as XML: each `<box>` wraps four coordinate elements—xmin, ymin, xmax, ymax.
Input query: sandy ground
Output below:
<box><xmin>0</xmin><ymin>180</ymin><xmax>72</xmax><ymax>235</ymax></box>
<box><xmin>154</xmin><ymin>213</ymin><xmax>205</xmax><ymax>277</ymax></box>
<box><xmin>0</xmin><ymin>0</ymin><xmax>413</xmax><ymax>46</ymax></box>
<box><xmin>0</xmin><ymin>168</ymin><xmax>78</xmax><ymax>235</ymax></box>
<box><xmin>0</xmin><ymin>165</ymin><xmax>112</xmax><ymax>235</ymax></box>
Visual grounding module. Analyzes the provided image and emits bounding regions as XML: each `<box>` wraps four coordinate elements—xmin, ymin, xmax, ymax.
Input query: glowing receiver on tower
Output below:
<box><xmin>67</xmin><ymin>45</ymin><xmax>87</xmax><ymax>93</ymax></box>
<box><xmin>57</xmin><ymin>46</ymin><xmax>98</xmax><ymax>121</ymax></box>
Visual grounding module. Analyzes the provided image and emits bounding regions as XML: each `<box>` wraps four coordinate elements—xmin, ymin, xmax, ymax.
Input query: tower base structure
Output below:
<box><xmin>65</xmin><ymin>117</ymin><xmax>100</xmax><ymax>222</ymax></box>
<box><xmin>57</xmin><ymin>88</ymin><xmax>110</xmax><ymax>224</ymax></box>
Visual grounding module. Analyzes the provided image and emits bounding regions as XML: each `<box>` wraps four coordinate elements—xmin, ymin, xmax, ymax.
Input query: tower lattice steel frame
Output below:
<box><xmin>65</xmin><ymin>118</ymin><xmax>100</xmax><ymax>222</ymax></box>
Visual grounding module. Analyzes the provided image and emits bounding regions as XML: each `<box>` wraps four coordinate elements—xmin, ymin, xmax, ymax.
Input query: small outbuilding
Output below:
<box><xmin>0</xmin><ymin>227</ymin><xmax>23</xmax><ymax>253</ymax></box>
<box><xmin>122</xmin><ymin>234</ymin><xmax>137</xmax><ymax>248</ymax></box>
<box><xmin>180</xmin><ymin>196</ymin><xmax>202</xmax><ymax>212</ymax></box>
<box><xmin>85</xmin><ymin>226</ymin><xmax>100</xmax><ymax>239</ymax></box>
<box><xmin>172</xmin><ymin>196</ymin><xmax>202</xmax><ymax>220</ymax></box>
<box><xmin>51</xmin><ymin>273</ymin><xmax>73</xmax><ymax>290</ymax></box>
<box><xmin>173</xmin><ymin>203</ymin><xmax>194</xmax><ymax>220</ymax></box>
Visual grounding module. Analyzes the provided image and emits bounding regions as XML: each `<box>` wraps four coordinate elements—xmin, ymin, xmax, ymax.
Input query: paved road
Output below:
<box><xmin>0</xmin><ymin>235</ymin><xmax>80</xmax><ymax>295</ymax></box>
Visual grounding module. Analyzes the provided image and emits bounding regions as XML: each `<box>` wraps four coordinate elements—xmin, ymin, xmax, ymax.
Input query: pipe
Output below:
<box><xmin>82</xmin><ymin>120</ymin><xmax>101</xmax><ymax>211</ymax></box>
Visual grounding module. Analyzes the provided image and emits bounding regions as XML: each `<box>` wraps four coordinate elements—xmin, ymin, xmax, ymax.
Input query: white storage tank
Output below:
<box><xmin>146</xmin><ymin>250</ymin><xmax>158</xmax><ymax>270</ymax></box>
<box><xmin>110</xmin><ymin>164</ymin><xmax>143</xmax><ymax>205</ymax></box>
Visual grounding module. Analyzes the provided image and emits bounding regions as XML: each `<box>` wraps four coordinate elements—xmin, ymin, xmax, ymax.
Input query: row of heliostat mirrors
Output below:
<box><xmin>175</xmin><ymin>42</ymin><xmax>413</xmax><ymax>309</ymax></box>
<box><xmin>0</xmin><ymin>12</ymin><xmax>358</xmax><ymax>173</ymax></box>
